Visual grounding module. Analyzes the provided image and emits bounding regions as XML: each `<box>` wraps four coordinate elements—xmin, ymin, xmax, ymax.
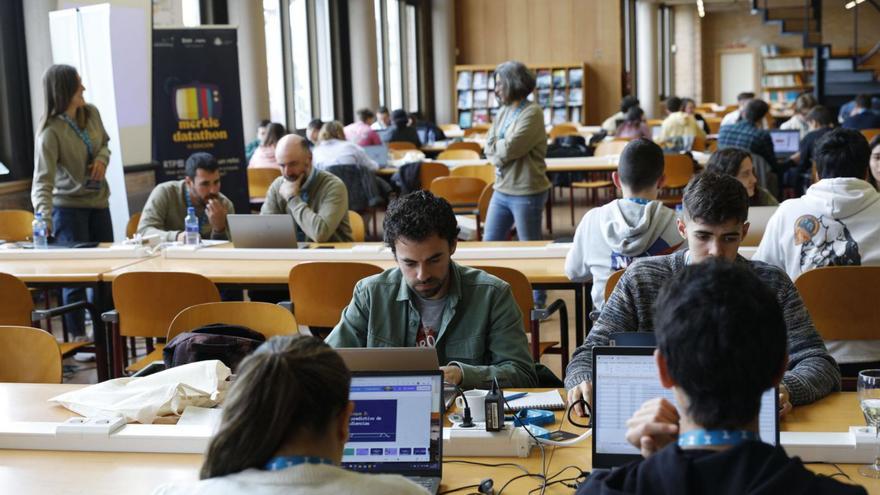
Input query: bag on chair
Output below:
<box><xmin>163</xmin><ymin>323</ymin><xmax>265</xmax><ymax>372</ymax></box>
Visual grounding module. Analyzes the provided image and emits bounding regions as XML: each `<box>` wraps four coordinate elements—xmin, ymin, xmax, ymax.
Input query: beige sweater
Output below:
<box><xmin>260</xmin><ymin>169</ymin><xmax>353</xmax><ymax>242</ymax></box>
<box><xmin>32</xmin><ymin>104</ymin><xmax>111</xmax><ymax>228</ymax></box>
<box><xmin>484</xmin><ymin>101</ymin><xmax>551</xmax><ymax>196</ymax></box>
<box><xmin>137</xmin><ymin>180</ymin><xmax>235</xmax><ymax>242</ymax></box>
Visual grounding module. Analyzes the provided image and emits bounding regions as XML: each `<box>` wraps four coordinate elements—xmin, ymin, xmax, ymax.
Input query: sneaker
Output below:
<box><xmin>73</xmin><ymin>352</ymin><xmax>96</xmax><ymax>362</ymax></box>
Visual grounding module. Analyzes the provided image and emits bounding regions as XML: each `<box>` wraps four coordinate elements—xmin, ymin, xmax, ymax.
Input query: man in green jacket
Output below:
<box><xmin>325</xmin><ymin>191</ymin><xmax>537</xmax><ymax>388</ymax></box>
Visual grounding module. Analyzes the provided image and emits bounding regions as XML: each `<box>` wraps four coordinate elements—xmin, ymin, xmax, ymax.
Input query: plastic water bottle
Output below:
<box><xmin>184</xmin><ymin>207</ymin><xmax>200</xmax><ymax>245</ymax></box>
<box><xmin>32</xmin><ymin>213</ymin><xmax>48</xmax><ymax>249</ymax></box>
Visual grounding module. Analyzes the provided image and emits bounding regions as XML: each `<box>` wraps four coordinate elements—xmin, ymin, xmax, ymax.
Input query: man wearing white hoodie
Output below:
<box><xmin>565</xmin><ymin>139</ymin><xmax>684</xmax><ymax>317</ymax></box>
<box><xmin>755</xmin><ymin>128</ymin><xmax>880</xmax><ymax>372</ymax></box>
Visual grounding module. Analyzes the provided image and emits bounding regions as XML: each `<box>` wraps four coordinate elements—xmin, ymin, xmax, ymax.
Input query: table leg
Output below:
<box><xmin>91</xmin><ymin>282</ymin><xmax>111</xmax><ymax>382</ymax></box>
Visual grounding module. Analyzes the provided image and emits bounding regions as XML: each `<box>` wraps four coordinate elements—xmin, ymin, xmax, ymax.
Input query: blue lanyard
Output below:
<box><xmin>677</xmin><ymin>429</ymin><xmax>759</xmax><ymax>448</ymax></box>
<box><xmin>626</xmin><ymin>197</ymin><xmax>650</xmax><ymax>205</ymax></box>
<box><xmin>59</xmin><ymin>114</ymin><xmax>94</xmax><ymax>162</ymax></box>
<box><xmin>498</xmin><ymin>100</ymin><xmax>528</xmax><ymax>139</ymax></box>
<box><xmin>183</xmin><ymin>186</ymin><xmax>207</xmax><ymax>229</ymax></box>
<box><xmin>264</xmin><ymin>456</ymin><xmax>335</xmax><ymax>471</ymax></box>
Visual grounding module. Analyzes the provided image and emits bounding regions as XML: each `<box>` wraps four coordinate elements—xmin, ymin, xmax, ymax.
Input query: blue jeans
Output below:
<box><xmin>483</xmin><ymin>190</ymin><xmax>548</xmax><ymax>305</ymax></box>
<box><xmin>53</xmin><ymin>207</ymin><xmax>114</xmax><ymax>337</ymax></box>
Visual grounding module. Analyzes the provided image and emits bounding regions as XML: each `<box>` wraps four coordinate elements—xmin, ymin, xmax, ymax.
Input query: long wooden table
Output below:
<box><xmin>0</xmin><ymin>385</ymin><xmax>875</xmax><ymax>494</ymax></box>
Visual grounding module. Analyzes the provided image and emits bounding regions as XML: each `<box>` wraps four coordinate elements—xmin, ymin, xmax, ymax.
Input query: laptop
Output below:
<box><xmin>769</xmin><ymin>130</ymin><xmax>800</xmax><ymax>160</ymax></box>
<box><xmin>342</xmin><ymin>370</ymin><xmax>443</xmax><ymax>494</ymax></box>
<box><xmin>651</xmin><ymin>125</ymin><xmax>662</xmax><ymax>141</ymax></box>
<box><xmin>337</xmin><ymin>347</ymin><xmax>439</xmax><ymax>372</ymax></box>
<box><xmin>363</xmin><ymin>144</ymin><xmax>389</xmax><ymax>168</ymax></box>
<box><xmin>227</xmin><ymin>214</ymin><xmax>298</xmax><ymax>248</ymax></box>
<box><xmin>590</xmin><ymin>346</ymin><xmax>779</xmax><ymax>469</ymax></box>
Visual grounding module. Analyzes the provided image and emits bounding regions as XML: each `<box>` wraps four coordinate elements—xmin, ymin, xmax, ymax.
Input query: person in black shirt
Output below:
<box><xmin>380</xmin><ymin>109</ymin><xmax>422</xmax><ymax>148</ymax></box>
<box><xmin>577</xmin><ymin>260</ymin><xmax>863</xmax><ymax>495</ymax></box>
<box><xmin>842</xmin><ymin>94</ymin><xmax>880</xmax><ymax>131</ymax></box>
<box><xmin>787</xmin><ymin>105</ymin><xmax>836</xmax><ymax>196</ymax></box>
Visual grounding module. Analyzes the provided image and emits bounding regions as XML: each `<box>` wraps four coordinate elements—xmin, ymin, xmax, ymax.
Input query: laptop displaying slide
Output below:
<box><xmin>342</xmin><ymin>370</ymin><xmax>443</xmax><ymax>494</ymax></box>
<box><xmin>363</xmin><ymin>144</ymin><xmax>389</xmax><ymax>168</ymax></box>
<box><xmin>227</xmin><ymin>214</ymin><xmax>298</xmax><ymax>248</ymax></box>
<box><xmin>591</xmin><ymin>346</ymin><xmax>778</xmax><ymax>469</ymax></box>
<box><xmin>770</xmin><ymin>130</ymin><xmax>800</xmax><ymax>159</ymax></box>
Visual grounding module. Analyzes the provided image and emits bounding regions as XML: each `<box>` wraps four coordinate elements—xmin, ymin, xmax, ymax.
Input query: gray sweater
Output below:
<box><xmin>137</xmin><ymin>180</ymin><xmax>235</xmax><ymax>242</ymax></box>
<box><xmin>260</xmin><ymin>169</ymin><xmax>353</xmax><ymax>243</ymax></box>
<box><xmin>564</xmin><ymin>251</ymin><xmax>840</xmax><ymax>406</ymax></box>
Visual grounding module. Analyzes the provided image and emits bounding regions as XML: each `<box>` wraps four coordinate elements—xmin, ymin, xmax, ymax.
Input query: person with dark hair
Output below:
<box><xmin>565</xmin><ymin>139</ymin><xmax>684</xmax><ymax>316</ymax></box>
<box><xmin>138</xmin><ymin>152</ymin><xmax>234</xmax><ymax>242</ymax></box>
<box><xmin>306</xmin><ymin>119</ymin><xmax>324</xmax><ymax>145</ymax></box>
<box><xmin>32</xmin><ymin>64</ymin><xmax>114</xmax><ymax>339</ymax></box>
<box><xmin>658</xmin><ymin>96</ymin><xmax>706</xmax><ymax>149</ymax></box>
<box><xmin>371</xmin><ymin>106</ymin><xmax>391</xmax><ymax>131</ymax></box>
<box><xmin>870</xmin><ymin>134</ymin><xmax>880</xmax><ymax>190</ymax></box>
<box><xmin>409</xmin><ymin>111</ymin><xmax>447</xmax><ymax>144</ymax></box>
<box><xmin>781</xmin><ymin>93</ymin><xmax>818</xmax><ymax>138</ymax></box>
<box><xmin>706</xmin><ymin>147</ymin><xmax>778</xmax><ymax>206</ymax></box>
<box><xmin>576</xmin><ymin>261</ymin><xmax>865</xmax><ymax>495</ymax></box>
<box><xmin>380</xmin><ymin>108</ymin><xmax>421</xmax><ymax>147</ymax></box>
<box><xmin>756</xmin><ymin>128</ymin><xmax>880</xmax><ymax>376</ymax></box>
<box><xmin>614</xmin><ymin>106</ymin><xmax>651</xmax><ymax>140</ymax></box>
<box><xmin>326</xmin><ymin>190</ymin><xmax>538</xmax><ymax>388</ymax></box>
<box><xmin>153</xmin><ymin>335</ymin><xmax>428</xmax><ymax>495</ymax></box>
<box><xmin>245</xmin><ymin>119</ymin><xmax>272</xmax><ymax>162</ymax></box>
<box><xmin>787</xmin><ymin>105</ymin><xmax>836</xmax><ymax>195</ymax></box>
<box><xmin>720</xmin><ymin>91</ymin><xmax>757</xmax><ymax>127</ymax></box>
<box><xmin>248</xmin><ymin>123</ymin><xmax>287</xmax><ymax>169</ymax></box>
<box><xmin>602</xmin><ymin>95</ymin><xmax>640</xmax><ymax>134</ymax></box>
<box><xmin>344</xmin><ymin>108</ymin><xmax>382</xmax><ymax>147</ymax></box>
<box><xmin>566</xmin><ymin>172</ymin><xmax>839</xmax><ymax>418</ymax></box>
<box><xmin>717</xmin><ymin>99</ymin><xmax>777</xmax><ymax>173</ymax></box>
<box><xmin>261</xmin><ymin>134</ymin><xmax>353</xmax><ymax>242</ymax></box>
<box><xmin>842</xmin><ymin>94</ymin><xmax>880</xmax><ymax>130</ymax></box>
<box><xmin>681</xmin><ymin>97</ymin><xmax>710</xmax><ymax>134</ymax></box>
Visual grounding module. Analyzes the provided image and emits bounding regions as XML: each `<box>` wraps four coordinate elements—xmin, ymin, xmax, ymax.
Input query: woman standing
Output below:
<box><xmin>32</xmin><ymin>64</ymin><xmax>113</xmax><ymax>339</ymax></box>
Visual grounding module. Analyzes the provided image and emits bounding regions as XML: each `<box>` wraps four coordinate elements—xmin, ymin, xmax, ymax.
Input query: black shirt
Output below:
<box><xmin>797</xmin><ymin>127</ymin><xmax>833</xmax><ymax>173</ymax></box>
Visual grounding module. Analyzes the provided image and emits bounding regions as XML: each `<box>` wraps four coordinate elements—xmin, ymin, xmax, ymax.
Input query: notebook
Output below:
<box><xmin>503</xmin><ymin>390</ymin><xmax>565</xmax><ymax>412</ymax></box>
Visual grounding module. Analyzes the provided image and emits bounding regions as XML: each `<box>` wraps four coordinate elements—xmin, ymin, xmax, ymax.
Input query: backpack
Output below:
<box><xmin>163</xmin><ymin>323</ymin><xmax>266</xmax><ymax>372</ymax></box>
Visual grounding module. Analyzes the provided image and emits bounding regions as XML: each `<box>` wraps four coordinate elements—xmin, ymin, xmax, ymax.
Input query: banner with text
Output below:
<box><xmin>152</xmin><ymin>27</ymin><xmax>248</xmax><ymax>212</ymax></box>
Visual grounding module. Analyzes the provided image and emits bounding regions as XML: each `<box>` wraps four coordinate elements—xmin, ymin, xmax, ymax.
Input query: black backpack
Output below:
<box><xmin>163</xmin><ymin>323</ymin><xmax>266</xmax><ymax>372</ymax></box>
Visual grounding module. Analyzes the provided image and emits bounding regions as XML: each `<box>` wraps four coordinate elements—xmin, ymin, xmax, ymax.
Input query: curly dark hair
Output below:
<box><xmin>383</xmin><ymin>190</ymin><xmax>460</xmax><ymax>251</ymax></box>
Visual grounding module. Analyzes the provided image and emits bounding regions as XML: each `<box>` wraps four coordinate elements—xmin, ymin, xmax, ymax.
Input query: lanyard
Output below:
<box><xmin>677</xmin><ymin>429</ymin><xmax>759</xmax><ymax>448</ymax></box>
<box><xmin>626</xmin><ymin>197</ymin><xmax>650</xmax><ymax>205</ymax></box>
<box><xmin>59</xmin><ymin>113</ymin><xmax>94</xmax><ymax>162</ymax></box>
<box><xmin>183</xmin><ymin>186</ymin><xmax>207</xmax><ymax>229</ymax></box>
<box><xmin>498</xmin><ymin>100</ymin><xmax>528</xmax><ymax>140</ymax></box>
<box><xmin>264</xmin><ymin>456</ymin><xmax>335</xmax><ymax>471</ymax></box>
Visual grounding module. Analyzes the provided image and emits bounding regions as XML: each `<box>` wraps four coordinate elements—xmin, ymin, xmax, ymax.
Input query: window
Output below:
<box><xmin>375</xmin><ymin>0</ymin><xmax>422</xmax><ymax>113</ymax></box>
<box><xmin>314</xmin><ymin>0</ymin><xmax>335</xmax><ymax>120</ymax></box>
<box><xmin>288</xmin><ymin>0</ymin><xmax>312</xmax><ymax>128</ymax></box>
<box><xmin>263</xmin><ymin>0</ymin><xmax>286</xmax><ymax>126</ymax></box>
<box><xmin>385</xmin><ymin>0</ymin><xmax>403</xmax><ymax>110</ymax></box>
<box><xmin>404</xmin><ymin>4</ymin><xmax>418</xmax><ymax>111</ymax></box>
<box><xmin>181</xmin><ymin>0</ymin><xmax>200</xmax><ymax>26</ymax></box>
<box><xmin>374</xmin><ymin>0</ymin><xmax>386</xmax><ymax>108</ymax></box>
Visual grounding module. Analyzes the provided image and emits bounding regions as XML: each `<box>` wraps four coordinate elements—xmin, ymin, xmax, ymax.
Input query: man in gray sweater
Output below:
<box><xmin>565</xmin><ymin>173</ymin><xmax>840</xmax><ymax>417</ymax></box>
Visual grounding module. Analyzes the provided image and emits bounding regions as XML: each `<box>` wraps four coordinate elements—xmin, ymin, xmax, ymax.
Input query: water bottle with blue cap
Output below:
<box><xmin>184</xmin><ymin>207</ymin><xmax>200</xmax><ymax>245</ymax></box>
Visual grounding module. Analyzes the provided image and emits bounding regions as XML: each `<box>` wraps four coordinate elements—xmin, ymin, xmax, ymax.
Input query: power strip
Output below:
<box><xmin>781</xmin><ymin>426</ymin><xmax>880</xmax><ymax>463</ymax></box>
<box><xmin>443</xmin><ymin>421</ymin><xmax>532</xmax><ymax>457</ymax></box>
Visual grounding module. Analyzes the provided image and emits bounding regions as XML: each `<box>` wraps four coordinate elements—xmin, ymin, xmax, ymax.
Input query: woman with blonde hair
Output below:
<box><xmin>312</xmin><ymin>121</ymin><xmax>378</xmax><ymax>172</ymax></box>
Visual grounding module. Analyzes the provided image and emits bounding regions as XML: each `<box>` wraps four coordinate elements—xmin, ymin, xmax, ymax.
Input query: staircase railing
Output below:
<box><xmin>858</xmin><ymin>40</ymin><xmax>880</xmax><ymax>67</ymax></box>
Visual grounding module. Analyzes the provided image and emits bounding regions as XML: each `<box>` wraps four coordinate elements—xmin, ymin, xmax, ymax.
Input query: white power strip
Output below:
<box><xmin>781</xmin><ymin>426</ymin><xmax>880</xmax><ymax>463</ymax></box>
<box><xmin>443</xmin><ymin>421</ymin><xmax>533</xmax><ymax>457</ymax></box>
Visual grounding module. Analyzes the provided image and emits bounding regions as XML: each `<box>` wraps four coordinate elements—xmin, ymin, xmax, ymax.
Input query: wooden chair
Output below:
<box><xmin>742</xmin><ymin>206</ymin><xmax>778</xmax><ymax>247</ymax></box>
<box><xmin>475</xmin><ymin>184</ymin><xmax>494</xmax><ymax>241</ymax></box>
<box><xmin>659</xmin><ymin>154</ymin><xmax>695</xmax><ymax>206</ymax></box>
<box><xmin>569</xmin><ymin>140</ymin><xmax>623</xmax><ymax>223</ymax></box>
<box><xmin>348</xmin><ymin>211</ymin><xmax>366</xmax><ymax>242</ymax></box>
<box><xmin>549</xmin><ymin>124</ymin><xmax>579</xmax><ymax>140</ymax></box>
<box><xmin>248</xmin><ymin>168</ymin><xmax>281</xmax><ymax>208</ymax></box>
<box><xmin>862</xmin><ymin>129</ymin><xmax>880</xmax><ymax>143</ymax></box>
<box><xmin>126</xmin><ymin>212</ymin><xmax>141</xmax><ymax>238</ymax></box>
<box><xmin>438</xmin><ymin>149</ymin><xmax>480</xmax><ymax>161</ymax></box>
<box><xmin>109</xmin><ymin>272</ymin><xmax>220</xmax><ymax>375</ymax></box>
<box><xmin>706</xmin><ymin>117</ymin><xmax>722</xmax><ymax>135</ymax></box>
<box><xmin>419</xmin><ymin>162</ymin><xmax>450</xmax><ymax>190</ymax></box>
<box><xmin>450</xmin><ymin>164</ymin><xmax>495</xmax><ymax>185</ymax></box>
<box><xmin>0</xmin><ymin>209</ymin><xmax>34</xmax><ymax>241</ymax></box>
<box><xmin>691</xmin><ymin>136</ymin><xmax>706</xmax><ymax>152</ymax></box>
<box><xmin>0</xmin><ymin>326</ymin><xmax>62</xmax><ymax>383</ymax></box>
<box><xmin>647</xmin><ymin>119</ymin><xmax>664</xmax><ymax>127</ymax></box>
<box><xmin>429</xmin><ymin>177</ymin><xmax>487</xmax><ymax>213</ymax></box>
<box><xmin>604</xmin><ymin>269</ymin><xmax>625</xmax><ymax>302</ymax></box>
<box><xmin>388</xmin><ymin>141</ymin><xmax>417</xmax><ymax>151</ymax></box>
<box><xmin>475</xmin><ymin>266</ymin><xmax>570</xmax><ymax>375</ymax></box>
<box><xmin>463</xmin><ymin>127</ymin><xmax>488</xmax><ymax>138</ymax></box>
<box><xmin>288</xmin><ymin>262</ymin><xmax>383</xmax><ymax>336</ymax></box>
<box><xmin>439</xmin><ymin>124</ymin><xmax>461</xmax><ymax>134</ymax></box>
<box><xmin>446</xmin><ymin>141</ymin><xmax>482</xmax><ymax>154</ymax></box>
<box><xmin>593</xmin><ymin>140</ymin><xmax>629</xmax><ymax>157</ymax></box>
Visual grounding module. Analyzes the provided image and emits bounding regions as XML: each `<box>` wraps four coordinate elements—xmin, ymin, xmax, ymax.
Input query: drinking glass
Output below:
<box><xmin>858</xmin><ymin>369</ymin><xmax>880</xmax><ymax>478</ymax></box>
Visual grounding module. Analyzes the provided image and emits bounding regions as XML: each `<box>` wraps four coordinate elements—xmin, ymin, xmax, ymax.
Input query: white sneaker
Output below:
<box><xmin>73</xmin><ymin>352</ymin><xmax>96</xmax><ymax>362</ymax></box>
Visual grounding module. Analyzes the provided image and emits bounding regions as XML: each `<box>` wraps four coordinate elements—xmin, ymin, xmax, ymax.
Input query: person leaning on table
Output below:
<box><xmin>152</xmin><ymin>335</ymin><xmax>429</xmax><ymax>495</ymax></box>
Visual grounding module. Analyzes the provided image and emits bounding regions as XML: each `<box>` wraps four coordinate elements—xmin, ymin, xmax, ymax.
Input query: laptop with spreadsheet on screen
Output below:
<box><xmin>590</xmin><ymin>346</ymin><xmax>779</xmax><ymax>469</ymax></box>
<box><xmin>342</xmin><ymin>370</ymin><xmax>443</xmax><ymax>494</ymax></box>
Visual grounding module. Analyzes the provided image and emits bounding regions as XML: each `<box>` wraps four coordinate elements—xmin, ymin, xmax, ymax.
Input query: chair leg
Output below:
<box><xmin>569</xmin><ymin>185</ymin><xmax>575</xmax><ymax>226</ymax></box>
<box><xmin>146</xmin><ymin>338</ymin><xmax>155</xmax><ymax>353</ymax></box>
<box><xmin>112</xmin><ymin>323</ymin><xmax>124</xmax><ymax>378</ymax></box>
<box><xmin>129</xmin><ymin>337</ymin><xmax>137</xmax><ymax>360</ymax></box>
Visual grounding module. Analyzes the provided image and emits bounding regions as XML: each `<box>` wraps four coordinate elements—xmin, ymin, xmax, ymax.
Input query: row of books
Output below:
<box><xmin>761</xmin><ymin>74</ymin><xmax>800</xmax><ymax>87</ymax></box>
<box><xmin>455</xmin><ymin>68</ymin><xmax>584</xmax><ymax>91</ymax></box>
<box><xmin>458</xmin><ymin>106</ymin><xmax>582</xmax><ymax>129</ymax></box>
<box><xmin>763</xmin><ymin>57</ymin><xmax>805</xmax><ymax>73</ymax></box>
<box><xmin>457</xmin><ymin>88</ymin><xmax>583</xmax><ymax>110</ymax></box>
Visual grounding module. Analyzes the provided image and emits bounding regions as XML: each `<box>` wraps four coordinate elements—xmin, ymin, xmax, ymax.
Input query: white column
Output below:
<box><xmin>636</xmin><ymin>0</ymin><xmax>660</xmax><ymax>118</ymax></box>
<box><xmin>24</xmin><ymin>0</ymin><xmax>55</xmax><ymax>135</ymax></box>
<box><xmin>431</xmin><ymin>0</ymin><xmax>455</xmax><ymax>125</ymax></box>
<box><xmin>348</xmin><ymin>0</ymin><xmax>380</xmax><ymax>117</ymax></box>
<box><xmin>228</xmin><ymin>0</ymin><xmax>270</xmax><ymax>142</ymax></box>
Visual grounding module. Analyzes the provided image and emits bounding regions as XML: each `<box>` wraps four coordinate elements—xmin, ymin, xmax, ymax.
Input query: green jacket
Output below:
<box><xmin>484</xmin><ymin>101</ymin><xmax>551</xmax><ymax>196</ymax></box>
<box><xmin>260</xmin><ymin>168</ymin><xmax>353</xmax><ymax>242</ymax></box>
<box><xmin>137</xmin><ymin>180</ymin><xmax>235</xmax><ymax>242</ymax></box>
<box><xmin>325</xmin><ymin>262</ymin><xmax>538</xmax><ymax>388</ymax></box>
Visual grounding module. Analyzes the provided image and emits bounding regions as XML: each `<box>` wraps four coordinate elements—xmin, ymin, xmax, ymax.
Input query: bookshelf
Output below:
<box><xmin>454</xmin><ymin>62</ymin><xmax>587</xmax><ymax>129</ymax></box>
<box><xmin>759</xmin><ymin>46</ymin><xmax>814</xmax><ymax>109</ymax></box>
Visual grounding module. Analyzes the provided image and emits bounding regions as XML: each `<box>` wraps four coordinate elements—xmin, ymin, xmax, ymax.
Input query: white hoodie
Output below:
<box><xmin>565</xmin><ymin>199</ymin><xmax>685</xmax><ymax>314</ymax></box>
<box><xmin>755</xmin><ymin>178</ymin><xmax>880</xmax><ymax>363</ymax></box>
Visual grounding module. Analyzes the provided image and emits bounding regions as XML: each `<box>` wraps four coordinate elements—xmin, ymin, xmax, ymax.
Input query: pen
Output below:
<box><xmin>505</xmin><ymin>392</ymin><xmax>528</xmax><ymax>401</ymax></box>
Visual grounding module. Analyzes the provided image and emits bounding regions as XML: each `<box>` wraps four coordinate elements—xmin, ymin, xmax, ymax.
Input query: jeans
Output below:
<box><xmin>52</xmin><ymin>206</ymin><xmax>114</xmax><ymax>337</ymax></box>
<box><xmin>482</xmin><ymin>190</ymin><xmax>548</xmax><ymax>305</ymax></box>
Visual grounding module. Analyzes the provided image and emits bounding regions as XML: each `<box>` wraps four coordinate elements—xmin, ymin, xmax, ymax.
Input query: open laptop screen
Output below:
<box><xmin>342</xmin><ymin>371</ymin><xmax>443</xmax><ymax>477</ymax></box>
<box><xmin>770</xmin><ymin>130</ymin><xmax>800</xmax><ymax>155</ymax></box>
<box><xmin>591</xmin><ymin>347</ymin><xmax>778</xmax><ymax>468</ymax></box>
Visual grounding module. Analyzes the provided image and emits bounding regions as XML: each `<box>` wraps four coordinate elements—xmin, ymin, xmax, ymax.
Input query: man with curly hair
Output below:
<box><xmin>325</xmin><ymin>191</ymin><xmax>538</xmax><ymax>388</ymax></box>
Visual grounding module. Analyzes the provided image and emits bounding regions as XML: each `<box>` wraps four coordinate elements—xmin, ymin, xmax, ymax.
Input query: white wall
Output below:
<box><xmin>228</xmin><ymin>0</ymin><xmax>270</xmax><ymax>142</ymax></box>
<box><xmin>431</xmin><ymin>0</ymin><xmax>455</xmax><ymax>125</ymax></box>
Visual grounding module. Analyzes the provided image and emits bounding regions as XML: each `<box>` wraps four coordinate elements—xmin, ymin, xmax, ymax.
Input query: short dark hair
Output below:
<box><xmin>377</xmin><ymin>106</ymin><xmax>389</xmax><ymax>114</ymax></box>
<box><xmin>258</xmin><ymin>119</ymin><xmax>271</xmax><ymax>128</ymax></box>
<box><xmin>706</xmin><ymin>147</ymin><xmax>751</xmax><ymax>177</ymax></box>
<box><xmin>623</xmin><ymin>106</ymin><xmax>644</xmax><ymax>124</ymax></box>
<box><xmin>736</xmin><ymin>92</ymin><xmax>755</xmax><ymax>102</ymax></box>
<box><xmin>681</xmin><ymin>97</ymin><xmax>696</xmax><ymax>108</ymax></box>
<box><xmin>855</xmin><ymin>94</ymin><xmax>872</xmax><ymax>109</ymax></box>
<box><xmin>391</xmin><ymin>109</ymin><xmax>409</xmax><ymax>127</ymax></box>
<box><xmin>185</xmin><ymin>152</ymin><xmax>219</xmax><ymax>179</ymax></box>
<box><xmin>743</xmin><ymin>99</ymin><xmax>769</xmax><ymax>123</ymax></box>
<box><xmin>618</xmin><ymin>139</ymin><xmax>664</xmax><ymax>192</ymax></box>
<box><xmin>682</xmin><ymin>172</ymin><xmax>749</xmax><ymax>225</ymax></box>
<box><xmin>356</xmin><ymin>108</ymin><xmax>375</xmax><ymax>122</ymax></box>
<box><xmin>262</xmin><ymin>123</ymin><xmax>286</xmax><ymax>147</ymax></box>
<box><xmin>307</xmin><ymin>119</ymin><xmax>323</xmax><ymax>131</ymax></box>
<box><xmin>654</xmin><ymin>260</ymin><xmax>786</xmax><ymax>430</ymax></box>
<box><xmin>806</xmin><ymin>105</ymin><xmax>834</xmax><ymax>127</ymax></box>
<box><xmin>383</xmin><ymin>190</ymin><xmax>460</xmax><ymax>252</ymax></box>
<box><xmin>621</xmin><ymin>95</ymin><xmax>640</xmax><ymax>113</ymax></box>
<box><xmin>814</xmin><ymin>127</ymin><xmax>870</xmax><ymax>180</ymax></box>
<box><xmin>494</xmin><ymin>60</ymin><xmax>536</xmax><ymax>102</ymax></box>
<box><xmin>666</xmin><ymin>96</ymin><xmax>683</xmax><ymax>113</ymax></box>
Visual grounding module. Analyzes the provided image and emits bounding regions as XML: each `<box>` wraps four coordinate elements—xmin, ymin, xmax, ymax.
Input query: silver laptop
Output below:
<box><xmin>337</xmin><ymin>347</ymin><xmax>439</xmax><ymax>372</ymax></box>
<box><xmin>227</xmin><ymin>214</ymin><xmax>298</xmax><ymax>248</ymax></box>
<box><xmin>770</xmin><ymin>130</ymin><xmax>800</xmax><ymax>160</ymax></box>
<box><xmin>342</xmin><ymin>370</ymin><xmax>443</xmax><ymax>494</ymax></box>
<box><xmin>363</xmin><ymin>144</ymin><xmax>389</xmax><ymax>168</ymax></box>
<box><xmin>591</xmin><ymin>346</ymin><xmax>779</xmax><ymax>469</ymax></box>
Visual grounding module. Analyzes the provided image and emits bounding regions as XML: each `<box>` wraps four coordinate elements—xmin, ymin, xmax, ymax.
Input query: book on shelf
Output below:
<box><xmin>457</xmin><ymin>90</ymin><xmax>473</xmax><ymax>109</ymax></box>
<box><xmin>537</xmin><ymin>89</ymin><xmax>551</xmax><ymax>107</ymax></box>
<box><xmin>569</xmin><ymin>68</ymin><xmax>583</xmax><ymax>88</ymax></box>
<box><xmin>458</xmin><ymin>110</ymin><xmax>472</xmax><ymax>129</ymax></box>
<box><xmin>456</xmin><ymin>71</ymin><xmax>472</xmax><ymax>90</ymax></box>
<box><xmin>552</xmin><ymin>107</ymin><xmax>568</xmax><ymax>125</ymax></box>
<box><xmin>543</xmin><ymin>107</ymin><xmax>551</xmax><ymax>126</ymax></box>
<box><xmin>473</xmin><ymin>109</ymin><xmax>490</xmax><ymax>125</ymax></box>
<box><xmin>473</xmin><ymin>71</ymin><xmax>488</xmax><ymax>90</ymax></box>
<box><xmin>762</xmin><ymin>74</ymin><xmax>797</xmax><ymax>87</ymax></box>
<box><xmin>473</xmin><ymin>90</ymin><xmax>489</xmax><ymax>109</ymax></box>
<box><xmin>763</xmin><ymin>57</ymin><xmax>803</xmax><ymax>72</ymax></box>
<box><xmin>552</xmin><ymin>69</ymin><xmax>566</xmax><ymax>89</ymax></box>
<box><xmin>760</xmin><ymin>44</ymin><xmax>779</xmax><ymax>57</ymax></box>
<box><xmin>536</xmin><ymin>69</ymin><xmax>552</xmax><ymax>89</ymax></box>
<box><xmin>568</xmin><ymin>87</ymin><xmax>583</xmax><ymax>105</ymax></box>
<box><xmin>552</xmin><ymin>89</ymin><xmax>566</xmax><ymax>107</ymax></box>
